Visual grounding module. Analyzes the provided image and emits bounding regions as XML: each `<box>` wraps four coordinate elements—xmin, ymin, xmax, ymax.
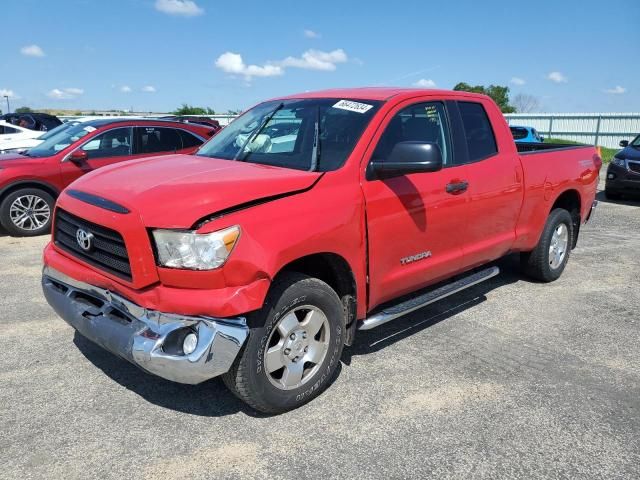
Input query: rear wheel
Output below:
<box><xmin>521</xmin><ymin>208</ymin><xmax>573</xmax><ymax>282</ymax></box>
<box><xmin>0</xmin><ymin>188</ymin><xmax>55</xmax><ymax>237</ymax></box>
<box><xmin>223</xmin><ymin>272</ymin><xmax>345</xmax><ymax>414</ymax></box>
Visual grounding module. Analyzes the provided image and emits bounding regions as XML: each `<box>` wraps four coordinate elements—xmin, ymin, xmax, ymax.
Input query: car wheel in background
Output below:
<box><xmin>0</xmin><ymin>188</ymin><xmax>55</xmax><ymax>237</ymax></box>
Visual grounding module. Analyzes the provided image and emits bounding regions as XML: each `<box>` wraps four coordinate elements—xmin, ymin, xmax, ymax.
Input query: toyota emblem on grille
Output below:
<box><xmin>76</xmin><ymin>228</ymin><xmax>94</xmax><ymax>251</ymax></box>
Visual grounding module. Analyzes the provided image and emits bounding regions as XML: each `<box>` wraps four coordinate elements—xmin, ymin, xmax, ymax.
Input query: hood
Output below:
<box><xmin>620</xmin><ymin>145</ymin><xmax>640</xmax><ymax>161</ymax></box>
<box><xmin>66</xmin><ymin>154</ymin><xmax>321</xmax><ymax>228</ymax></box>
<box><xmin>0</xmin><ymin>137</ymin><xmax>43</xmax><ymax>152</ymax></box>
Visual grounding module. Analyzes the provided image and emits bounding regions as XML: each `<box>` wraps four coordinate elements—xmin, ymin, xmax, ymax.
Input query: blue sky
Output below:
<box><xmin>2</xmin><ymin>0</ymin><xmax>638</xmax><ymax>113</ymax></box>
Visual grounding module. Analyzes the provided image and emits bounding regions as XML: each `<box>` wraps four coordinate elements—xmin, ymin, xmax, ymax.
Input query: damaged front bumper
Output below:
<box><xmin>42</xmin><ymin>266</ymin><xmax>248</xmax><ymax>384</ymax></box>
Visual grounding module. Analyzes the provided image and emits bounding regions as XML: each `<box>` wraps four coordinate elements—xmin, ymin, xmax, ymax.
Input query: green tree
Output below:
<box><xmin>453</xmin><ymin>82</ymin><xmax>516</xmax><ymax>113</ymax></box>
<box><xmin>15</xmin><ymin>106</ymin><xmax>33</xmax><ymax>113</ymax></box>
<box><xmin>173</xmin><ymin>104</ymin><xmax>216</xmax><ymax>115</ymax></box>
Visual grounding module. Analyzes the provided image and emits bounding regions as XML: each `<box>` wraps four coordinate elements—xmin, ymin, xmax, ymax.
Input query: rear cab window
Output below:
<box><xmin>458</xmin><ymin>102</ymin><xmax>498</xmax><ymax>161</ymax></box>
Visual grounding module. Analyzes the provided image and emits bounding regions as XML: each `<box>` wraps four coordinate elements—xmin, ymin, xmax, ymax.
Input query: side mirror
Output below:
<box><xmin>620</xmin><ymin>140</ymin><xmax>629</xmax><ymax>148</ymax></box>
<box><xmin>370</xmin><ymin>141</ymin><xmax>443</xmax><ymax>180</ymax></box>
<box><xmin>540</xmin><ymin>136</ymin><xmax>545</xmax><ymax>143</ymax></box>
<box><xmin>68</xmin><ymin>149</ymin><xmax>88</xmax><ymax>163</ymax></box>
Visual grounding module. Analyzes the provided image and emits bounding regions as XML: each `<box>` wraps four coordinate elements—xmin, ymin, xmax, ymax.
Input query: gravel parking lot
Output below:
<box><xmin>1</xmin><ymin>185</ymin><xmax>639</xmax><ymax>480</ymax></box>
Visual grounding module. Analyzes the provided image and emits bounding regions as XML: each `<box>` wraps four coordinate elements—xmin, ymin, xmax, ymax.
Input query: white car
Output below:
<box><xmin>0</xmin><ymin>121</ymin><xmax>44</xmax><ymax>153</ymax></box>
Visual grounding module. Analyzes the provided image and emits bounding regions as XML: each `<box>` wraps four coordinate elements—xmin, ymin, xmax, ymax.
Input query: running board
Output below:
<box><xmin>358</xmin><ymin>266</ymin><xmax>500</xmax><ymax>331</ymax></box>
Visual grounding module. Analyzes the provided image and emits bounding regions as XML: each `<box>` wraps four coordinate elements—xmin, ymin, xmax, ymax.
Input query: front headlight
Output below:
<box><xmin>152</xmin><ymin>225</ymin><xmax>240</xmax><ymax>270</ymax></box>
<box><xmin>612</xmin><ymin>157</ymin><xmax>626</xmax><ymax>167</ymax></box>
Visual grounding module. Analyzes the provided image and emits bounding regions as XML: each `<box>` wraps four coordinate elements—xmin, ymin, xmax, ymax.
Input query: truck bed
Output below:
<box><xmin>516</xmin><ymin>142</ymin><xmax>593</xmax><ymax>154</ymax></box>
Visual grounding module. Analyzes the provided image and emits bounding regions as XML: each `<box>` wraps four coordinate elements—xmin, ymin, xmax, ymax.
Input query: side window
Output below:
<box><xmin>81</xmin><ymin>128</ymin><xmax>132</xmax><ymax>159</ymax></box>
<box><xmin>177</xmin><ymin>129</ymin><xmax>204</xmax><ymax>149</ymax></box>
<box><xmin>136</xmin><ymin>127</ymin><xmax>182</xmax><ymax>154</ymax></box>
<box><xmin>458</xmin><ymin>102</ymin><xmax>497</xmax><ymax>161</ymax></box>
<box><xmin>372</xmin><ymin>102</ymin><xmax>451</xmax><ymax>165</ymax></box>
<box><xmin>1</xmin><ymin>126</ymin><xmax>20</xmax><ymax>134</ymax></box>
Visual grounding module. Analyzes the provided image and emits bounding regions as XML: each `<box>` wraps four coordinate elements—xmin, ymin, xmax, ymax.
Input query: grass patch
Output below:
<box><xmin>545</xmin><ymin>138</ymin><xmax>619</xmax><ymax>163</ymax></box>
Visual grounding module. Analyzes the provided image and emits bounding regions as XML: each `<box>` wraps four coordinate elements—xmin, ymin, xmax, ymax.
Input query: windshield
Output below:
<box><xmin>37</xmin><ymin>122</ymin><xmax>78</xmax><ymax>141</ymax></box>
<box><xmin>27</xmin><ymin>123</ymin><xmax>96</xmax><ymax>157</ymax></box>
<box><xmin>631</xmin><ymin>135</ymin><xmax>640</xmax><ymax>147</ymax></box>
<box><xmin>196</xmin><ymin>98</ymin><xmax>381</xmax><ymax>171</ymax></box>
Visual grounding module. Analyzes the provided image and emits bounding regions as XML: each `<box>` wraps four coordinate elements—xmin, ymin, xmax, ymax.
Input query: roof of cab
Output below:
<box><xmin>275</xmin><ymin>87</ymin><xmax>490</xmax><ymax>102</ymax></box>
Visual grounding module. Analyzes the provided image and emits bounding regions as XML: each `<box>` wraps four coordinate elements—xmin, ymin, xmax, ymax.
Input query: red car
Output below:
<box><xmin>42</xmin><ymin>89</ymin><xmax>600</xmax><ymax>413</ymax></box>
<box><xmin>0</xmin><ymin>119</ymin><xmax>214</xmax><ymax>236</ymax></box>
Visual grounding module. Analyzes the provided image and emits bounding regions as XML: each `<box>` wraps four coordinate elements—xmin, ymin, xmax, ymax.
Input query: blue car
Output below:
<box><xmin>510</xmin><ymin>125</ymin><xmax>544</xmax><ymax>143</ymax></box>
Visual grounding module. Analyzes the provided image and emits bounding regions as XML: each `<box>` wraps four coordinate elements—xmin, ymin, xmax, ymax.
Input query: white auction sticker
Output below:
<box><xmin>83</xmin><ymin>126</ymin><xmax>97</xmax><ymax>132</ymax></box>
<box><xmin>332</xmin><ymin>100</ymin><xmax>373</xmax><ymax>114</ymax></box>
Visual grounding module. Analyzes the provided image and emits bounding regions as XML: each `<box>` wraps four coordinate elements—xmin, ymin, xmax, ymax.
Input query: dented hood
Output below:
<box><xmin>67</xmin><ymin>154</ymin><xmax>321</xmax><ymax>228</ymax></box>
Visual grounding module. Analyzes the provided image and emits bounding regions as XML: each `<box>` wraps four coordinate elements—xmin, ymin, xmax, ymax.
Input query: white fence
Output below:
<box><xmin>504</xmin><ymin>113</ymin><xmax>640</xmax><ymax>149</ymax></box>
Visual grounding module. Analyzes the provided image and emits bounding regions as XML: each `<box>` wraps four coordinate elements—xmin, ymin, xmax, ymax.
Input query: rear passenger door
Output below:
<box><xmin>451</xmin><ymin>100</ymin><xmax>524</xmax><ymax>268</ymax></box>
<box><xmin>133</xmin><ymin>126</ymin><xmax>204</xmax><ymax>156</ymax></box>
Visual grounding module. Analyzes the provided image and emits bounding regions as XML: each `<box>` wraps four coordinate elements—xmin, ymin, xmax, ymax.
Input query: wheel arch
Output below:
<box><xmin>269</xmin><ymin>252</ymin><xmax>359</xmax><ymax>345</ymax></box>
<box><xmin>0</xmin><ymin>180</ymin><xmax>60</xmax><ymax>205</ymax></box>
<box><xmin>550</xmin><ymin>188</ymin><xmax>581</xmax><ymax>249</ymax></box>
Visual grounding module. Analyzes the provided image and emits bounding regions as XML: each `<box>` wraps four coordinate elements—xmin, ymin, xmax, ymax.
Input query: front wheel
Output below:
<box><xmin>223</xmin><ymin>273</ymin><xmax>345</xmax><ymax>414</ymax></box>
<box><xmin>0</xmin><ymin>188</ymin><xmax>55</xmax><ymax>237</ymax></box>
<box><xmin>521</xmin><ymin>208</ymin><xmax>574</xmax><ymax>282</ymax></box>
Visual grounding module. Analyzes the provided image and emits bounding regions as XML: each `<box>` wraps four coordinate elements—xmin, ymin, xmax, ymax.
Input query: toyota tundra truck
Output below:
<box><xmin>42</xmin><ymin>88</ymin><xmax>601</xmax><ymax>413</ymax></box>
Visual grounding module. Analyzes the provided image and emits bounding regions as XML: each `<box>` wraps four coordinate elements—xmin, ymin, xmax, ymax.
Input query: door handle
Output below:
<box><xmin>446</xmin><ymin>181</ymin><xmax>469</xmax><ymax>194</ymax></box>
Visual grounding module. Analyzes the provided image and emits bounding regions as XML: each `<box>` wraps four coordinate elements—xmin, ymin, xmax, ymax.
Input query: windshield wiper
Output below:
<box><xmin>309</xmin><ymin>105</ymin><xmax>321</xmax><ymax>172</ymax></box>
<box><xmin>233</xmin><ymin>102</ymin><xmax>284</xmax><ymax>161</ymax></box>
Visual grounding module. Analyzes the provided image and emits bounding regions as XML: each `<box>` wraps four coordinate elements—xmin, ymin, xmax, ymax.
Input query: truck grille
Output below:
<box><xmin>628</xmin><ymin>161</ymin><xmax>640</xmax><ymax>175</ymax></box>
<box><xmin>53</xmin><ymin>209</ymin><xmax>132</xmax><ymax>281</ymax></box>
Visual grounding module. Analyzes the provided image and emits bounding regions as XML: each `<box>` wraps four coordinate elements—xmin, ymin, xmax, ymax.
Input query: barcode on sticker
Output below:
<box><xmin>332</xmin><ymin>100</ymin><xmax>373</xmax><ymax>114</ymax></box>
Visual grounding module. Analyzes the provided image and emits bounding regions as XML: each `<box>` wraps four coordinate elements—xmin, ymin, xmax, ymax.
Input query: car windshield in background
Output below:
<box><xmin>510</xmin><ymin>127</ymin><xmax>529</xmax><ymax>140</ymax></box>
<box><xmin>196</xmin><ymin>98</ymin><xmax>382</xmax><ymax>172</ymax></box>
<box><xmin>631</xmin><ymin>135</ymin><xmax>640</xmax><ymax>147</ymax></box>
<box><xmin>27</xmin><ymin>123</ymin><xmax>95</xmax><ymax>157</ymax></box>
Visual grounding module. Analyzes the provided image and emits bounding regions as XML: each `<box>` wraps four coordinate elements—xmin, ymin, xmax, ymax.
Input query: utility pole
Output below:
<box><xmin>3</xmin><ymin>95</ymin><xmax>10</xmax><ymax>114</ymax></box>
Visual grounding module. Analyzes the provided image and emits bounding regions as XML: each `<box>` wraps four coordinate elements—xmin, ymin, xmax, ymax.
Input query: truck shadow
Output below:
<box><xmin>342</xmin><ymin>253</ymin><xmax>523</xmax><ymax>363</ymax></box>
<box><xmin>72</xmin><ymin>333</ymin><xmax>261</xmax><ymax>417</ymax></box>
<box><xmin>74</xmin><ymin>253</ymin><xmax>522</xmax><ymax>417</ymax></box>
<box><xmin>595</xmin><ymin>190</ymin><xmax>640</xmax><ymax>206</ymax></box>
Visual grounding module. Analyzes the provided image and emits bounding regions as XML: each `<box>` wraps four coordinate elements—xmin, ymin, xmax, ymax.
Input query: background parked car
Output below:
<box><xmin>1</xmin><ymin>112</ymin><xmax>62</xmax><ymax>131</ymax></box>
<box><xmin>160</xmin><ymin>115</ymin><xmax>222</xmax><ymax>134</ymax></box>
<box><xmin>0</xmin><ymin>119</ymin><xmax>214</xmax><ymax>236</ymax></box>
<box><xmin>0</xmin><ymin>121</ymin><xmax>44</xmax><ymax>151</ymax></box>
<box><xmin>605</xmin><ymin>135</ymin><xmax>640</xmax><ymax>199</ymax></box>
<box><xmin>510</xmin><ymin>125</ymin><xmax>544</xmax><ymax>143</ymax></box>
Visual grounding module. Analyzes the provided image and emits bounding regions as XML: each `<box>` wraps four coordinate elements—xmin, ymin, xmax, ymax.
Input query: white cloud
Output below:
<box><xmin>604</xmin><ymin>85</ymin><xmax>626</xmax><ymax>95</ymax></box>
<box><xmin>304</xmin><ymin>29</ymin><xmax>320</xmax><ymax>39</ymax></box>
<box><xmin>120</xmin><ymin>85</ymin><xmax>132</xmax><ymax>93</ymax></box>
<box><xmin>142</xmin><ymin>85</ymin><xmax>157</xmax><ymax>92</ymax></box>
<box><xmin>510</xmin><ymin>77</ymin><xmax>526</xmax><ymax>86</ymax></box>
<box><xmin>547</xmin><ymin>71</ymin><xmax>568</xmax><ymax>83</ymax></box>
<box><xmin>215</xmin><ymin>52</ymin><xmax>283</xmax><ymax>80</ymax></box>
<box><xmin>20</xmin><ymin>44</ymin><xmax>45</xmax><ymax>57</ymax></box>
<box><xmin>154</xmin><ymin>0</ymin><xmax>203</xmax><ymax>16</ymax></box>
<box><xmin>47</xmin><ymin>87</ymin><xmax>84</xmax><ymax>100</ymax></box>
<box><xmin>280</xmin><ymin>49</ymin><xmax>348</xmax><ymax>71</ymax></box>
<box><xmin>413</xmin><ymin>78</ymin><xmax>437</xmax><ymax>88</ymax></box>
<box><xmin>0</xmin><ymin>88</ymin><xmax>18</xmax><ymax>99</ymax></box>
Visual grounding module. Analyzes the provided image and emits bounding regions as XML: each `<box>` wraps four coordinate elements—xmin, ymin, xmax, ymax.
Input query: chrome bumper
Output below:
<box><xmin>42</xmin><ymin>266</ymin><xmax>248</xmax><ymax>385</ymax></box>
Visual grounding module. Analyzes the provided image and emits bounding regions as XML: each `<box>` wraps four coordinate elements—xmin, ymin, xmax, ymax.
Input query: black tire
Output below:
<box><xmin>223</xmin><ymin>272</ymin><xmax>345</xmax><ymax>414</ymax></box>
<box><xmin>521</xmin><ymin>208</ymin><xmax>574</xmax><ymax>282</ymax></box>
<box><xmin>0</xmin><ymin>188</ymin><xmax>55</xmax><ymax>237</ymax></box>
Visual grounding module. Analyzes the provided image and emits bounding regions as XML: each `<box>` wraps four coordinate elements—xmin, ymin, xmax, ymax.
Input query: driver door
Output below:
<box><xmin>60</xmin><ymin>127</ymin><xmax>135</xmax><ymax>185</ymax></box>
<box><xmin>361</xmin><ymin>100</ymin><xmax>470</xmax><ymax>309</ymax></box>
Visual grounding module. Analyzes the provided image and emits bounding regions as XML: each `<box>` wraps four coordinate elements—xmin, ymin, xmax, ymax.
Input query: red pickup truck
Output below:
<box><xmin>42</xmin><ymin>88</ymin><xmax>600</xmax><ymax>413</ymax></box>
